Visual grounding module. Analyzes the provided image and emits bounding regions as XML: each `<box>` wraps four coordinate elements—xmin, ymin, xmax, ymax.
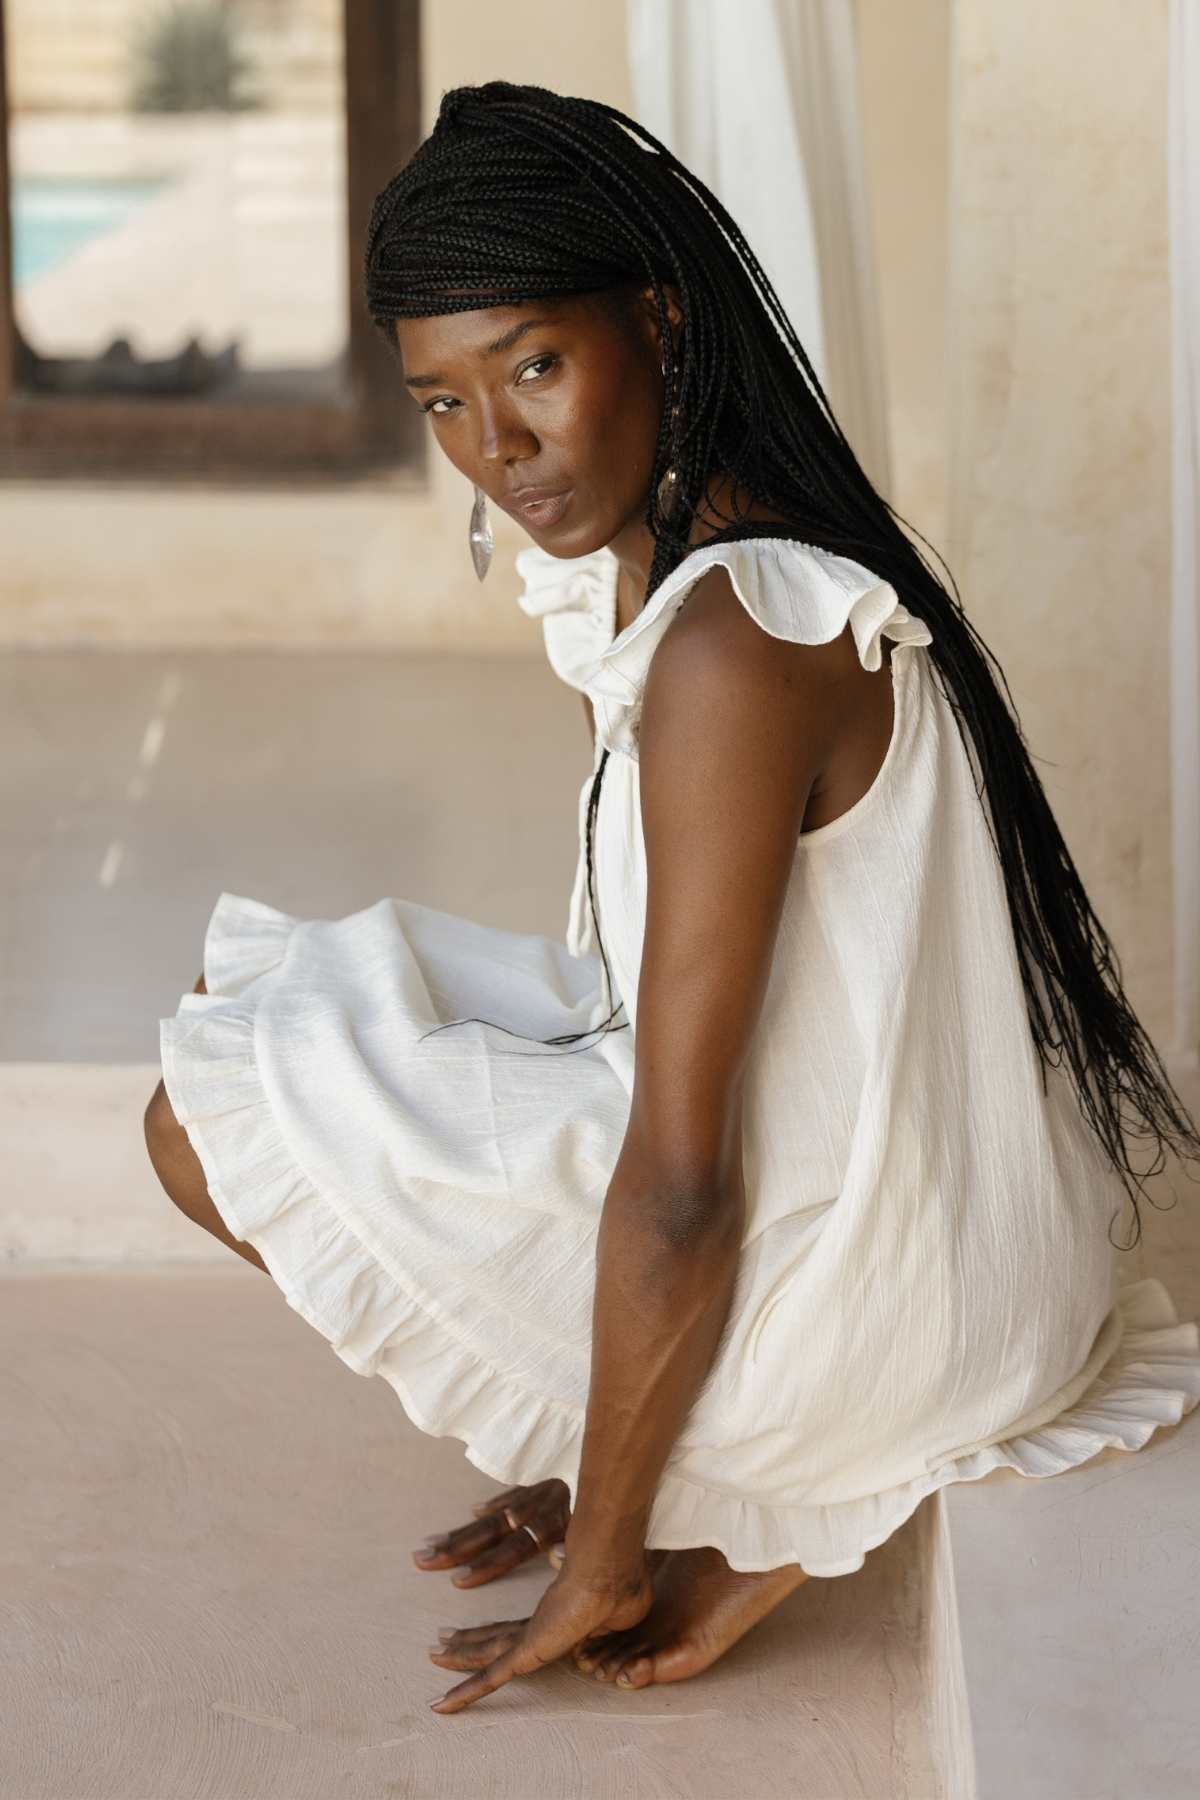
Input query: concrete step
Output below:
<box><xmin>0</xmin><ymin>1267</ymin><xmax>938</xmax><ymax>1799</ymax></box>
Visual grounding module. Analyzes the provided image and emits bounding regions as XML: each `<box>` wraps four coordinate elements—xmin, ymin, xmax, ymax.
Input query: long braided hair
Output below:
<box><xmin>365</xmin><ymin>80</ymin><xmax>1200</xmax><ymax>1250</ymax></box>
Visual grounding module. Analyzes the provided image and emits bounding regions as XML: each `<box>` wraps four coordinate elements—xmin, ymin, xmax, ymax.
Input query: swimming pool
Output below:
<box><xmin>10</xmin><ymin>175</ymin><xmax>169</xmax><ymax>285</ymax></box>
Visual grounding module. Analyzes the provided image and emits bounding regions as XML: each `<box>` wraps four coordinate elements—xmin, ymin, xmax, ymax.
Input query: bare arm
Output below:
<box><xmin>562</xmin><ymin>567</ymin><xmax>842</xmax><ymax>1585</ymax></box>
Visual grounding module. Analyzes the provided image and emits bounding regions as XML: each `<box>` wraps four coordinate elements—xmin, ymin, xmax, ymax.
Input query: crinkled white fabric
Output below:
<box><xmin>514</xmin><ymin>541</ymin><xmax>619</xmax><ymax>696</ymax></box>
<box><xmin>159</xmin><ymin>536</ymin><xmax>1200</xmax><ymax>1577</ymax></box>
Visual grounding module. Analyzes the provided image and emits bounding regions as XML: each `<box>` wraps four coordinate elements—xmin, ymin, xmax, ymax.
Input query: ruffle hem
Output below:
<box><xmin>160</xmin><ymin>892</ymin><xmax>1200</xmax><ymax>1578</ymax></box>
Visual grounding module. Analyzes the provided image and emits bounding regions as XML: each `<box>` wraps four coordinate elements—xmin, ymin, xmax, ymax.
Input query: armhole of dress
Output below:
<box><xmin>797</xmin><ymin>627</ymin><xmax>920</xmax><ymax>849</ymax></box>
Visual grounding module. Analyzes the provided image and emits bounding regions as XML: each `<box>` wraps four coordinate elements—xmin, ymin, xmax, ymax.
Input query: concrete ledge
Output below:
<box><xmin>941</xmin><ymin>1421</ymin><xmax>1200</xmax><ymax>1800</ymax></box>
<box><xmin>1</xmin><ymin>1062</ymin><xmax>223</xmax><ymax>1266</ymax></box>
<box><xmin>914</xmin><ymin>1493</ymin><xmax>977</xmax><ymax>1799</ymax></box>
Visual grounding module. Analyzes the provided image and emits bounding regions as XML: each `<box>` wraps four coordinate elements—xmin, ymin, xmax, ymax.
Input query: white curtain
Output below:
<box><xmin>625</xmin><ymin>0</ymin><xmax>892</xmax><ymax>496</ymax></box>
<box><xmin>1169</xmin><ymin>0</ymin><xmax>1200</xmax><ymax>1070</ymax></box>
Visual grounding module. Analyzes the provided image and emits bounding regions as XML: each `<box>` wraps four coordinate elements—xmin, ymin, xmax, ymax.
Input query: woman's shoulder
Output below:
<box><xmin>584</xmin><ymin>533</ymin><xmax>931</xmax><ymax>759</ymax></box>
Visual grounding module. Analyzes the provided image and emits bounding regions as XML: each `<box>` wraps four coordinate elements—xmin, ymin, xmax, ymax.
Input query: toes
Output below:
<box><xmin>639</xmin><ymin>1640</ymin><xmax>704</xmax><ymax>1684</ymax></box>
<box><xmin>572</xmin><ymin>1638</ymin><xmax>659</xmax><ymax>1689</ymax></box>
<box><xmin>614</xmin><ymin>1654</ymin><xmax>656</xmax><ymax>1688</ymax></box>
<box><xmin>584</xmin><ymin>1643</ymin><xmax>649</xmax><ymax>1683</ymax></box>
<box><xmin>574</xmin><ymin>1630</ymin><xmax>633</xmax><ymax>1675</ymax></box>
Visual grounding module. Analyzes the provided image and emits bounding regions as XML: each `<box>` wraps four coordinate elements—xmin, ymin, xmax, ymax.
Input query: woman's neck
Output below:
<box><xmin>607</xmin><ymin>471</ymin><xmax>798</xmax><ymax>615</ymax></box>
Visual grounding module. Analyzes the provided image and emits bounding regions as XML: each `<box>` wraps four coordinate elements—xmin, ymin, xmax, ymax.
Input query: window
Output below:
<box><xmin>0</xmin><ymin>0</ymin><xmax>421</xmax><ymax>475</ymax></box>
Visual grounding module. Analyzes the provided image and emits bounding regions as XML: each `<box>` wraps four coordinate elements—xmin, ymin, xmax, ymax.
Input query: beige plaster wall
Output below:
<box><xmin>856</xmin><ymin>0</ymin><xmax>950</xmax><ymax>552</ymax></box>
<box><xmin>946</xmin><ymin>0</ymin><xmax>1175</xmax><ymax>1049</ymax></box>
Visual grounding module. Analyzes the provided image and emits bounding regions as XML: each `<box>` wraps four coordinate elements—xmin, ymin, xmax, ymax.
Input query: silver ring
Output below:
<box><xmin>504</xmin><ymin>1507</ymin><xmax>543</xmax><ymax>1550</ymax></box>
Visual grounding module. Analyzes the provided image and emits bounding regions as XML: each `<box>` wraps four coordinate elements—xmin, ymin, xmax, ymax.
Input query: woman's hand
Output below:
<box><xmin>412</xmin><ymin>1480</ymin><xmax>570</xmax><ymax>1587</ymax></box>
<box><xmin>427</xmin><ymin>1560</ymin><xmax>653</xmax><ymax>1714</ymax></box>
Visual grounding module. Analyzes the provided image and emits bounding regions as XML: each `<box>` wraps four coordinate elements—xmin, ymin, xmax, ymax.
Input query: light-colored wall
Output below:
<box><xmin>856</xmin><ymin>0</ymin><xmax>950</xmax><ymax>552</ymax></box>
<box><xmin>946</xmin><ymin>0</ymin><xmax>1175</xmax><ymax>1050</ymax></box>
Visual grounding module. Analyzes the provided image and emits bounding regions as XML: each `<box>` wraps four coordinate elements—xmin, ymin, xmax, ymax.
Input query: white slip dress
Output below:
<box><xmin>159</xmin><ymin>534</ymin><xmax>1200</xmax><ymax>1577</ymax></box>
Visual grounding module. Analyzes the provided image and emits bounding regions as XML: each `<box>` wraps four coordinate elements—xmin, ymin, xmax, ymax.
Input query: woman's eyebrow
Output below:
<box><xmin>404</xmin><ymin>317</ymin><xmax>551</xmax><ymax>388</ymax></box>
<box><xmin>484</xmin><ymin>316</ymin><xmax>549</xmax><ymax>355</ymax></box>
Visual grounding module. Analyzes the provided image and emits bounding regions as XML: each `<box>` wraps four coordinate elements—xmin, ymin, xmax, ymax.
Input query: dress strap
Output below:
<box><xmin>565</xmin><ymin>737</ymin><xmax>605</xmax><ymax>958</ymax></box>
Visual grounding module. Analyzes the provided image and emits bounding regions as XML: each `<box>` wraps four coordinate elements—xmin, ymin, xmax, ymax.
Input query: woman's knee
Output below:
<box><xmin>143</xmin><ymin>1078</ymin><xmax>197</xmax><ymax>1203</ymax></box>
<box><xmin>144</xmin><ymin>969</ymin><xmax>206</xmax><ymax>1194</ymax></box>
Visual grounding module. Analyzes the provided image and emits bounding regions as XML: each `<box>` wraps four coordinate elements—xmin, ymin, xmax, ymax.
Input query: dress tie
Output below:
<box><xmin>565</xmin><ymin>736</ymin><xmax>604</xmax><ymax>959</ymax></box>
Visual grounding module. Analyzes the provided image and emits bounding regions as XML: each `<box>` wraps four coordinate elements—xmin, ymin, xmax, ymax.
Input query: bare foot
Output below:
<box><xmin>572</xmin><ymin>1546</ymin><xmax>809</xmax><ymax>1688</ymax></box>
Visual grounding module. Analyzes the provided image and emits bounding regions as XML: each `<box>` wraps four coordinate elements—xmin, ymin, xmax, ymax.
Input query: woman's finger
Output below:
<box><xmin>469</xmin><ymin>1484</ymin><xmax>528</xmax><ymax>1518</ymax></box>
<box><xmin>430</xmin><ymin>1604</ymin><xmax>590</xmax><ymax>1714</ymax></box>
<box><xmin>435</xmin><ymin>1616</ymin><xmax>529</xmax><ymax>1646</ymax></box>
<box><xmin>430</xmin><ymin>1644</ymin><xmax>527</xmax><ymax>1714</ymax></box>
<box><xmin>414</xmin><ymin>1480</ymin><xmax>571</xmax><ymax>1580</ymax></box>
<box><xmin>447</xmin><ymin>1530</ymin><xmax>544</xmax><ymax>1588</ymax></box>
<box><xmin>411</xmin><ymin>1513</ymin><xmax>509</xmax><ymax>1569</ymax></box>
<box><xmin>429</xmin><ymin>1628</ymin><xmax>520</xmax><ymax>1671</ymax></box>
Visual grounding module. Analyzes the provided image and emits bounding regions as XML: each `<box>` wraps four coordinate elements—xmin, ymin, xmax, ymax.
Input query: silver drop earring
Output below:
<box><xmin>469</xmin><ymin>483</ymin><xmax>493</xmax><ymax>581</ymax></box>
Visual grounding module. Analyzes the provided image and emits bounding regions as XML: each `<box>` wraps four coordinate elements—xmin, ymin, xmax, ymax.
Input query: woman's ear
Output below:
<box><xmin>635</xmin><ymin>281</ymin><xmax>684</xmax><ymax>363</ymax></box>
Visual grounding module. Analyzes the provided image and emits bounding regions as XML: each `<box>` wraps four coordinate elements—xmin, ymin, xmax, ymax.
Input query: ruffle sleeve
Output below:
<box><xmin>514</xmin><ymin>543</ymin><xmax>620</xmax><ymax>694</ymax></box>
<box><xmin>584</xmin><ymin>536</ymin><xmax>933</xmax><ymax>760</ymax></box>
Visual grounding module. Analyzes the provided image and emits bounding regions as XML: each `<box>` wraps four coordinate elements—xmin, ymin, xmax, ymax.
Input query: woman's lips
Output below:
<box><xmin>505</xmin><ymin>487</ymin><xmax>573</xmax><ymax>528</ymax></box>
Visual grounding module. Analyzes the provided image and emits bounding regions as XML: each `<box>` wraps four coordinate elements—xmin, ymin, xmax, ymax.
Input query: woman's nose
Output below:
<box><xmin>476</xmin><ymin>402</ymin><xmax>538</xmax><ymax>471</ymax></box>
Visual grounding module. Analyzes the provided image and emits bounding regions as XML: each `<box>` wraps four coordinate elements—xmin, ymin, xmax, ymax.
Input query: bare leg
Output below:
<box><xmin>144</xmin><ymin>972</ymin><xmax>269</xmax><ymax>1274</ymax></box>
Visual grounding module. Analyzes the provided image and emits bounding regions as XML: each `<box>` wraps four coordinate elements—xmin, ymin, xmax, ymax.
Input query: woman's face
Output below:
<box><xmin>393</xmin><ymin>286</ymin><xmax>679</xmax><ymax>559</ymax></box>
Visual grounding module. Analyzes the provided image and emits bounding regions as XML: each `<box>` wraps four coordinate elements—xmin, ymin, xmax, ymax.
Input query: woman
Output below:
<box><xmin>146</xmin><ymin>82</ymin><xmax>1200</xmax><ymax>1714</ymax></box>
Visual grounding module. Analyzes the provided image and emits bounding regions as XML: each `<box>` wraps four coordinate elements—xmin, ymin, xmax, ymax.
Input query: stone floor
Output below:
<box><xmin>0</xmin><ymin>1267</ymin><xmax>936</xmax><ymax>1800</ymax></box>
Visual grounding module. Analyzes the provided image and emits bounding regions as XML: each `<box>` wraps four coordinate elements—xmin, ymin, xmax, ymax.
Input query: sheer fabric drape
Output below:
<box><xmin>624</xmin><ymin>0</ymin><xmax>892</xmax><ymax>495</ymax></box>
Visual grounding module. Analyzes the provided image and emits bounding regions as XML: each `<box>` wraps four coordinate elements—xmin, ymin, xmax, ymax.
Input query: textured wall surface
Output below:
<box><xmin>946</xmin><ymin>0</ymin><xmax>1175</xmax><ymax>1050</ymax></box>
<box><xmin>857</xmin><ymin>0</ymin><xmax>951</xmax><ymax>551</ymax></box>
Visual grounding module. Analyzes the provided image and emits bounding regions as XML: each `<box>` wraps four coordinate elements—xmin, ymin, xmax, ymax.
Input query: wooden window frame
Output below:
<box><xmin>0</xmin><ymin>0</ymin><xmax>423</xmax><ymax>478</ymax></box>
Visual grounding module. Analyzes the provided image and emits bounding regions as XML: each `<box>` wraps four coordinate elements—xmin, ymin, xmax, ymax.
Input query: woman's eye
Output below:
<box><xmin>516</xmin><ymin>354</ymin><xmax>558</xmax><ymax>384</ymax></box>
<box><xmin>421</xmin><ymin>355</ymin><xmax>556</xmax><ymax>416</ymax></box>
